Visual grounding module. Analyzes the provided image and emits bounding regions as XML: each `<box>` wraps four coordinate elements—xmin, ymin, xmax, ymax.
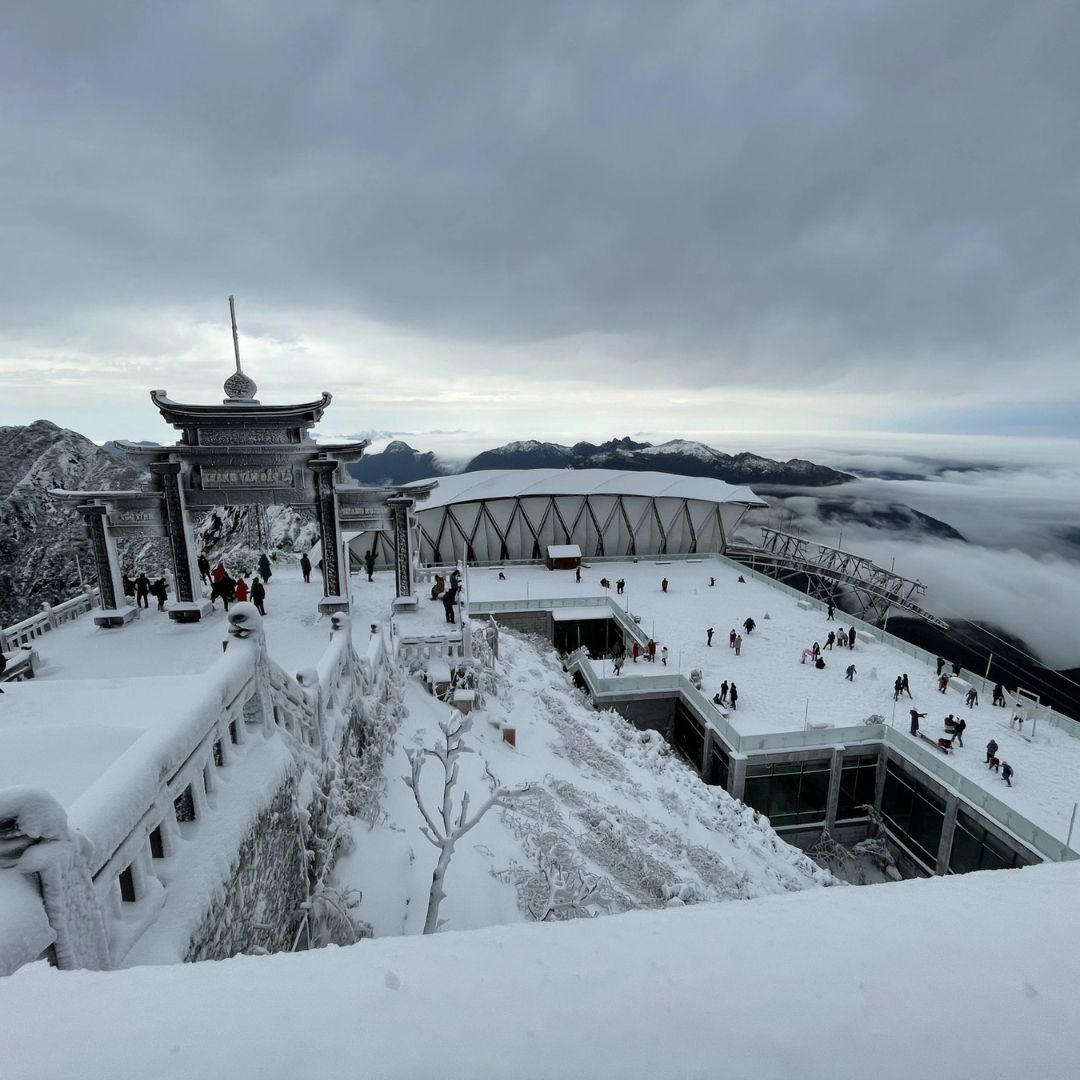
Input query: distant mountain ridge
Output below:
<box><xmin>346</xmin><ymin>436</ymin><xmax>854</xmax><ymax>487</ymax></box>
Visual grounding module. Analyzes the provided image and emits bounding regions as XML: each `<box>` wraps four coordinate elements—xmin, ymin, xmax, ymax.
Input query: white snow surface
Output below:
<box><xmin>467</xmin><ymin>558</ymin><xmax>1080</xmax><ymax>842</ymax></box>
<box><xmin>333</xmin><ymin>629</ymin><xmax>831</xmax><ymax>938</ymax></box>
<box><xmin>404</xmin><ymin>467</ymin><xmax>766</xmax><ymax>508</ymax></box>
<box><xmin>0</xmin><ymin>572</ymin><xmax>336</xmax><ymax>809</ymax></box>
<box><xmin>2</xmin><ymin>860</ymin><xmax>1077</xmax><ymax>1080</ymax></box>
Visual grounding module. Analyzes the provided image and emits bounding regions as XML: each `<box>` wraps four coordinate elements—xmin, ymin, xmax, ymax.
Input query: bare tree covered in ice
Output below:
<box><xmin>404</xmin><ymin>715</ymin><xmax>525</xmax><ymax>934</ymax></box>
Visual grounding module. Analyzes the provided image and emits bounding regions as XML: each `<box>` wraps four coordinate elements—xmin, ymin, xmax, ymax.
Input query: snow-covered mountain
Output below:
<box><xmin>346</xmin><ymin>440</ymin><xmax>448</xmax><ymax>485</ymax></box>
<box><xmin>463</xmin><ymin>436</ymin><xmax>853</xmax><ymax>485</ymax></box>
<box><xmin>0</xmin><ymin>420</ymin><xmax>145</xmax><ymax>627</ymax></box>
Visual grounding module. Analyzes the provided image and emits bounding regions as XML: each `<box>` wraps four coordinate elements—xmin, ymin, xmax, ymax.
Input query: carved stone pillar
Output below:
<box><xmin>387</xmin><ymin>495</ymin><xmax>418</xmax><ymax>609</ymax></box>
<box><xmin>78</xmin><ymin>503</ymin><xmax>136</xmax><ymax>628</ymax></box>
<box><xmin>309</xmin><ymin>460</ymin><xmax>349</xmax><ymax>615</ymax></box>
<box><xmin>150</xmin><ymin>461</ymin><xmax>210</xmax><ymax>622</ymax></box>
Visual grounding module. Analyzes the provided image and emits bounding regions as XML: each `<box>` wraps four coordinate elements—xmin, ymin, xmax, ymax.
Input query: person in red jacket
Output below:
<box><xmin>647</xmin><ymin>639</ymin><xmax>657</xmax><ymax>663</ymax></box>
<box><xmin>235</xmin><ymin>576</ymin><xmax>249</xmax><ymax>603</ymax></box>
<box><xmin>212</xmin><ymin>561</ymin><xmax>226</xmax><ymax>583</ymax></box>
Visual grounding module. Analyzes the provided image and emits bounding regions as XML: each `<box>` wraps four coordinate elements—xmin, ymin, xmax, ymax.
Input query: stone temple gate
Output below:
<box><xmin>51</xmin><ymin>342</ymin><xmax>433</xmax><ymax>626</ymax></box>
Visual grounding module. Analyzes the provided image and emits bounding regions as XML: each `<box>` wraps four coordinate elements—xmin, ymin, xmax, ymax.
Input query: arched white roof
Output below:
<box><xmin>404</xmin><ymin>469</ymin><xmax>766</xmax><ymax>509</ymax></box>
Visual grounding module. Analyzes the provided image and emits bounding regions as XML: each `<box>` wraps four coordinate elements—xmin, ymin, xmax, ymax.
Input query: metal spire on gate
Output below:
<box><xmin>223</xmin><ymin>295</ymin><xmax>259</xmax><ymax>402</ymax></box>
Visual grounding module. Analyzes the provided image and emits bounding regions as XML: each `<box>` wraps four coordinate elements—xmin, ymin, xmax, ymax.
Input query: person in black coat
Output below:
<box><xmin>150</xmin><ymin>577</ymin><xmax>168</xmax><ymax>611</ymax></box>
<box><xmin>300</xmin><ymin>552</ymin><xmax>312</xmax><ymax>583</ymax></box>
<box><xmin>251</xmin><ymin>577</ymin><xmax>266</xmax><ymax>616</ymax></box>
<box><xmin>910</xmin><ymin>709</ymin><xmax>926</xmax><ymax>736</ymax></box>
<box><xmin>442</xmin><ymin>585</ymin><xmax>458</xmax><ymax>624</ymax></box>
<box><xmin>985</xmin><ymin>738</ymin><xmax>998</xmax><ymax>764</ymax></box>
<box><xmin>728</xmin><ymin>683</ymin><xmax>738</xmax><ymax>710</ymax></box>
<box><xmin>197</xmin><ymin>553</ymin><xmax>212</xmax><ymax>585</ymax></box>
<box><xmin>135</xmin><ymin>573</ymin><xmax>150</xmax><ymax>609</ymax></box>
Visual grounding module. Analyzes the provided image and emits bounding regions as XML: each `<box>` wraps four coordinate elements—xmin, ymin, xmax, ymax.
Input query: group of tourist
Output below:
<box><xmin>122</xmin><ymin>572</ymin><xmax>169</xmax><ymax>611</ymax></box>
<box><xmin>197</xmin><ymin>553</ymin><xmax>269</xmax><ymax>615</ymax></box>
<box><xmin>611</xmin><ymin>637</ymin><xmax>665</xmax><ymax>674</ymax></box>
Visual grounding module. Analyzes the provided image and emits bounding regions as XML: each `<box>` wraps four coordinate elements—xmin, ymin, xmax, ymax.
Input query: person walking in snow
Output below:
<box><xmin>617</xmin><ymin>578</ymin><xmax>625</xmax><ymax>594</ymax></box>
<box><xmin>827</xmin><ymin>600</ymin><xmax>835</xmax><ymax>620</ymax></box>
<box><xmin>909</xmin><ymin>709</ymin><xmax>926</xmax><ymax>736</ymax></box>
<box><xmin>965</xmin><ymin>687</ymin><xmax>979</xmax><ymax>708</ymax></box>
<box><xmin>632</xmin><ymin>641</ymin><xmax>641</xmax><ymax>663</ymax></box>
<box><xmin>647</xmin><ymin>639</ymin><xmax>657</xmax><ymax>663</ymax></box>
<box><xmin>952</xmin><ymin>660</ymin><xmax>962</xmax><ymax>677</ymax></box>
<box><xmin>361</xmin><ymin>549</ymin><xmax>375</xmax><ymax>582</ymax></box>
<box><xmin>235</xmin><ymin>576</ymin><xmax>249</xmax><ymax>603</ymax></box>
<box><xmin>300</xmin><ymin>552</ymin><xmax>311</xmax><ymax>583</ymax></box>
<box><xmin>1001</xmin><ymin>762</ymin><xmax>1014</xmax><ymax>787</ymax></box>
<box><xmin>985</xmin><ymin>738</ymin><xmax>998</xmax><ymax>764</ymax></box>
<box><xmin>734</xmin><ymin>634</ymin><xmax>743</xmax><ymax>656</ymax></box>
<box><xmin>894</xmin><ymin>676</ymin><xmax>903</xmax><ymax>701</ymax></box>
<box><xmin>660</xmin><ymin>646</ymin><xmax>668</xmax><ymax>666</ymax></box>
<box><xmin>993</xmin><ymin>683</ymin><xmax>1006</xmax><ymax>707</ymax></box>
<box><xmin>729</xmin><ymin>629</ymin><xmax>737</xmax><ymax>649</ymax></box>
<box><xmin>952</xmin><ymin>715</ymin><xmax>966</xmax><ymax>747</ymax></box>
<box><xmin>198</xmin><ymin>553</ymin><xmax>212</xmax><ymax>585</ymax></box>
<box><xmin>150</xmin><ymin>577</ymin><xmax>168</xmax><ymax>612</ymax></box>
<box><xmin>720</xmin><ymin>680</ymin><xmax>729</xmax><ymax>705</ymax></box>
<box><xmin>441</xmin><ymin>585</ymin><xmax>457</xmax><ymax>624</ymax></box>
<box><xmin>612</xmin><ymin>653</ymin><xmax>624</xmax><ymax>676</ymax></box>
<box><xmin>728</xmin><ymin>683</ymin><xmax>738</xmax><ymax>710</ymax></box>
<box><xmin>825</xmin><ymin>631</ymin><xmax>835</xmax><ymax>651</ymax></box>
<box><xmin>812</xmin><ymin>642</ymin><xmax>821</xmax><ymax>661</ymax></box>
<box><xmin>938</xmin><ymin>674</ymin><xmax>950</xmax><ymax>693</ymax></box>
<box><xmin>900</xmin><ymin>674</ymin><xmax>912</xmax><ymax>699</ymax></box>
<box><xmin>707</xmin><ymin>627</ymin><xmax>714</xmax><ymax>646</ymax></box>
<box><xmin>575</xmin><ymin>566</ymin><xmax>581</xmax><ymax>583</ymax></box>
<box><xmin>251</xmin><ymin>576</ymin><xmax>266</xmax><ymax>617</ymax></box>
<box><xmin>709</xmin><ymin>576</ymin><xmax>716</xmax><ymax>587</ymax></box>
<box><xmin>837</xmin><ymin>628</ymin><xmax>848</xmax><ymax>648</ymax></box>
<box><xmin>210</xmin><ymin>575</ymin><xmax>231</xmax><ymax>611</ymax></box>
<box><xmin>743</xmin><ymin>617</ymin><xmax>755</xmax><ymax>634</ymax></box>
<box><xmin>212</xmin><ymin>561</ymin><xmax>226</xmax><ymax>583</ymax></box>
<box><xmin>848</xmin><ymin>628</ymin><xmax>856</xmax><ymax>649</ymax></box>
<box><xmin>845</xmin><ymin>664</ymin><xmax>857</xmax><ymax>681</ymax></box>
<box><xmin>660</xmin><ymin>577</ymin><xmax>668</xmax><ymax>593</ymax></box>
<box><xmin>135</xmin><ymin>573</ymin><xmax>150</xmax><ymax>609</ymax></box>
<box><xmin>936</xmin><ymin>656</ymin><xmax>946</xmax><ymax>676</ymax></box>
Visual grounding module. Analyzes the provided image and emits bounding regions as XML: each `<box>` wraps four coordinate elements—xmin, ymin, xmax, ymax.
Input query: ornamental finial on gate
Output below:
<box><xmin>223</xmin><ymin>294</ymin><xmax>258</xmax><ymax>402</ymax></box>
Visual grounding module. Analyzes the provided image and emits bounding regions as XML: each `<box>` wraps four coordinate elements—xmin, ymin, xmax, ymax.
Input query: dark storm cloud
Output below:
<box><xmin>3</xmin><ymin>1</ymin><xmax>1080</xmax><ymax>392</ymax></box>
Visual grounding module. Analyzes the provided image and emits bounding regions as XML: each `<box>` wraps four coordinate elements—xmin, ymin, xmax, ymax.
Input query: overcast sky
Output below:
<box><xmin>2</xmin><ymin>1</ymin><xmax>1078</xmax><ymax>445</ymax></box>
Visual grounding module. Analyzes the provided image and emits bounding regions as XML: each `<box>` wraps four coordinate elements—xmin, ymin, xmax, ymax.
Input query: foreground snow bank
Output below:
<box><xmin>3</xmin><ymin>861</ymin><xmax>1077</xmax><ymax>1080</ymax></box>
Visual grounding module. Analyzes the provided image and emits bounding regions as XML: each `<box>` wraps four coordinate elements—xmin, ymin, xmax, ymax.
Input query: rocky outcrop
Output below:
<box><xmin>0</xmin><ymin>421</ymin><xmax>144</xmax><ymax>627</ymax></box>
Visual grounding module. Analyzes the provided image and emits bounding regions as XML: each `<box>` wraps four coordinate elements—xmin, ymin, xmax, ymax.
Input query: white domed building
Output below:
<box><xmin>345</xmin><ymin>469</ymin><xmax>766</xmax><ymax>568</ymax></box>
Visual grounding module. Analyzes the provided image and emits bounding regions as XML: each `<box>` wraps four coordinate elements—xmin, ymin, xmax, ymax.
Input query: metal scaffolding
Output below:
<box><xmin>726</xmin><ymin>527</ymin><xmax>948</xmax><ymax>629</ymax></box>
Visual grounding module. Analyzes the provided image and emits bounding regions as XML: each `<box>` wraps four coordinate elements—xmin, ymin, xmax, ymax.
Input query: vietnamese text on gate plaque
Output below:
<box><xmin>201</xmin><ymin>465</ymin><xmax>296</xmax><ymax>488</ymax></box>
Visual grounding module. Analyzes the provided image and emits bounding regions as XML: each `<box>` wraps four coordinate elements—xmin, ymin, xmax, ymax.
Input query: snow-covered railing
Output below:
<box><xmin>713</xmin><ymin>555</ymin><xmax>1080</xmax><ymax>742</ymax></box>
<box><xmin>395</xmin><ymin>633</ymin><xmax>467</xmax><ymax>665</ymax></box>
<box><xmin>565</xmin><ymin>649</ymin><xmax>1076</xmax><ymax>866</ymax></box>
<box><xmin>1</xmin><ymin>591</ymin><xmax>99</xmax><ymax>650</ymax></box>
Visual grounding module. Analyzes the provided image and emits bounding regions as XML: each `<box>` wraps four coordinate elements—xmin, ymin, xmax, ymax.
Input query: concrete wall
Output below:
<box><xmin>473</xmin><ymin>610</ymin><xmax>553</xmax><ymax>640</ymax></box>
<box><xmin>602</xmin><ymin>695</ymin><xmax>678</xmax><ymax>741</ymax></box>
<box><xmin>185</xmin><ymin>773</ymin><xmax>307</xmax><ymax>962</ymax></box>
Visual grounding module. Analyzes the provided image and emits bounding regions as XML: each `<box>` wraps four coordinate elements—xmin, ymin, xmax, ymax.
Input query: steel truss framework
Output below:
<box><xmin>347</xmin><ymin>492</ymin><xmax>755</xmax><ymax>567</ymax></box>
<box><xmin>726</xmin><ymin>527</ymin><xmax>948</xmax><ymax>629</ymax></box>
